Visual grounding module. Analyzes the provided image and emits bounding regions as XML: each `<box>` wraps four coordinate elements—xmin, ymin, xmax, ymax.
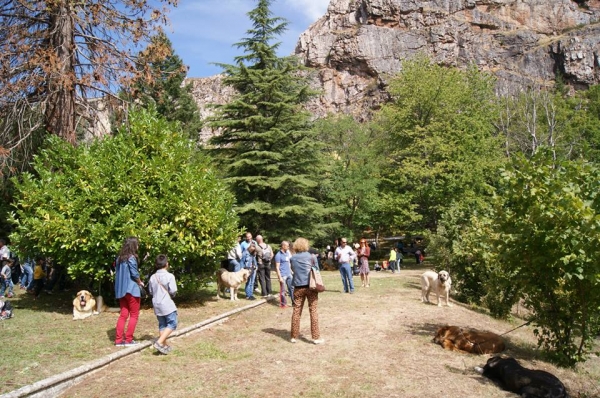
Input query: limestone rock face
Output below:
<box><xmin>190</xmin><ymin>0</ymin><xmax>600</xmax><ymax>137</ymax></box>
<box><xmin>185</xmin><ymin>75</ymin><xmax>236</xmax><ymax>141</ymax></box>
<box><xmin>295</xmin><ymin>0</ymin><xmax>600</xmax><ymax>117</ymax></box>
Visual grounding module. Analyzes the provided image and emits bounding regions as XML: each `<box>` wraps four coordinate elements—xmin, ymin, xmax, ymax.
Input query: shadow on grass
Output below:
<box><xmin>104</xmin><ymin>324</ymin><xmax>156</xmax><ymax>344</ymax></box>
<box><xmin>263</xmin><ymin>327</ymin><xmax>289</xmax><ymax>342</ymax></box>
<box><xmin>11</xmin><ymin>289</ymin><xmax>76</xmax><ymax>316</ymax></box>
<box><xmin>406</xmin><ymin>322</ymin><xmax>441</xmax><ymax>338</ymax></box>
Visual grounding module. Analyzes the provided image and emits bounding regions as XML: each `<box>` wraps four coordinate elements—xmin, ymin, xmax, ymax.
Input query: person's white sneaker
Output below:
<box><xmin>313</xmin><ymin>339</ymin><xmax>325</xmax><ymax>345</ymax></box>
<box><xmin>290</xmin><ymin>338</ymin><xmax>297</xmax><ymax>343</ymax></box>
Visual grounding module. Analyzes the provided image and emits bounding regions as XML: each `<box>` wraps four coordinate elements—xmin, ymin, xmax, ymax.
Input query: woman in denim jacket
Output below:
<box><xmin>290</xmin><ymin>237</ymin><xmax>323</xmax><ymax>345</ymax></box>
<box><xmin>240</xmin><ymin>244</ymin><xmax>257</xmax><ymax>300</ymax></box>
<box><xmin>114</xmin><ymin>237</ymin><xmax>145</xmax><ymax>346</ymax></box>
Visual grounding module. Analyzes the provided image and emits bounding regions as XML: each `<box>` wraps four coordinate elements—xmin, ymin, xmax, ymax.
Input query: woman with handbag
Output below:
<box><xmin>290</xmin><ymin>237</ymin><xmax>324</xmax><ymax>345</ymax></box>
<box><xmin>114</xmin><ymin>236</ymin><xmax>145</xmax><ymax>347</ymax></box>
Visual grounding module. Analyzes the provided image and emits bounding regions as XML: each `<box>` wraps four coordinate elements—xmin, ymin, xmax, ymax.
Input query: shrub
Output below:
<box><xmin>492</xmin><ymin>149</ymin><xmax>600</xmax><ymax>366</ymax></box>
<box><xmin>9</xmin><ymin>108</ymin><xmax>238</xmax><ymax>294</ymax></box>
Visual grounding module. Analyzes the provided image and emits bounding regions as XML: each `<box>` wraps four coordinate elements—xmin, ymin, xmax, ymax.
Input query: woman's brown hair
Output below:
<box><xmin>292</xmin><ymin>237</ymin><xmax>309</xmax><ymax>253</ymax></box>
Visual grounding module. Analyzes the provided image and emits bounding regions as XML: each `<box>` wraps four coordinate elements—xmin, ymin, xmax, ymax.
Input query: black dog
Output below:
<box><xmin>480</xmin><ymin>357</ymin><xmax>568</xmax><ymax>398</ymax></box>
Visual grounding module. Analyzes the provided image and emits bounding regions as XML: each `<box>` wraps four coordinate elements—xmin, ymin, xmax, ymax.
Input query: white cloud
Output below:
<box><xmin>281</xmin><ymin>0</ymin><xmax>329</xmax><ymax>22</ymax></box>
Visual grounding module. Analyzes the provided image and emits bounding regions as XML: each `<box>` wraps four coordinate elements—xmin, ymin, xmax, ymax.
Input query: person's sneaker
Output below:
<box><xmin>247</xmin><ymin>296</ymin><xmax>256</xmax><ymax>301</ymax></box>
<box><xmin>313</xmin><ymin>339</ymin><xmax>325</xmax><ymax>345</ymax></box>
<box><xmin>44</xmin><ymin>290</ymin><xmax>53</xmax><ymax>295</ymax></box>
<box><xmin>115</xmin><ymin>341</ymin><xmax>125</xmax><ymax>347</ymax></box>
<box><xmin>290</xmin><ymin>338</ymin><xmax>297</xmax><ymax>343</ymax></box>
<box><xmin>123</xmin><ymin>340</ymin><xmax>140</xmax><ymax>347</ymax></box>
<box><xmin>153</xmin><ymin>341</ymin><xmax>169</xmax><ymax>354</ymax></box>
<box><xmin>164</xmin><ymin>345</ymin><xmax>173</xmax><ymax>353</ymax></box>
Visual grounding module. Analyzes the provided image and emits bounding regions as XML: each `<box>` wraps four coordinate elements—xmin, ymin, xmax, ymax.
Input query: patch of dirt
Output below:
<box><xmin>60</xmin><ymin>267</ymin><xmax>600</xmax><ymax>398</ymax></box>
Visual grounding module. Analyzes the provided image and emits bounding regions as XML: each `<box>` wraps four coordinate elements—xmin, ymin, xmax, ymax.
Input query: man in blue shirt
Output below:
<box><xmin>274</xmin><ymin>241</ymin><xmax>293</xmax><ymax>307</ymax></box>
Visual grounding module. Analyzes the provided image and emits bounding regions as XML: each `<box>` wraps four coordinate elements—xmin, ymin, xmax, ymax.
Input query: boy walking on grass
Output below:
<box><xmin>148</xmin><ymin>254</ymin><xmax>178</xmax><ymax>355</ymax></box>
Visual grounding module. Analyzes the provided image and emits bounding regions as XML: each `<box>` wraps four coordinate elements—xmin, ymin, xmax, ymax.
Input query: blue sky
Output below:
<box><xmin>165</xmin><ymin>0</ymin><xmax>330</xmax><ymax>78</ymax></box>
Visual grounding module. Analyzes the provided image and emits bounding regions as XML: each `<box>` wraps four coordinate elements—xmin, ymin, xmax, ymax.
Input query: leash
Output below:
<box><xmin>499</xmin><ymin>320</ymin><xmax>532</xmax><ymax>336</ymax></box>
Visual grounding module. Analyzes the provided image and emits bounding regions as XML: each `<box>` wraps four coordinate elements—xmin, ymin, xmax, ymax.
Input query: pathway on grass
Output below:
<box><xmin>59</xmin><ymin>267</ymin><xmax>600</xmax><ymax>398</ymax></box>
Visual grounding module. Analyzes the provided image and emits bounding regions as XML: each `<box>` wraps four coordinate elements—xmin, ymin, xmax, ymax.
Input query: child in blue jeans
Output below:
<box><xmin>1</xmin><ymin>257</ymin><xmax>14</xmax><ymax>298</ymax></box>
<box><xmin>148</xmin><ymin>254</ymin><xmax>178</xmax><ymax>355</ymax></box>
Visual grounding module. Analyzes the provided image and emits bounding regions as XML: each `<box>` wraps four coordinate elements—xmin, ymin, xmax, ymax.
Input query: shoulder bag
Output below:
<box><xmin>309</xmin><ymin>256</ymin><xmax>325</xmax><ymax>292</ymax></box>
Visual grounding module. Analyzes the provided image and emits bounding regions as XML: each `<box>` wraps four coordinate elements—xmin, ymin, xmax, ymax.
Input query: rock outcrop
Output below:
<box><xmin>189</xmin><ymin>0</ymin><xmax>600</xmax><ymax>137</ymax></box>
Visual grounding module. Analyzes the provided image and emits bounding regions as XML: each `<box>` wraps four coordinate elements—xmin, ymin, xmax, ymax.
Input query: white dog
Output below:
<box><xmin>216</xmin><ymin>268</ymin><xmax>250</xmax><ymax>301</ymax></box>
<box><xmin>421</xmin><ymin>270</ymin><xmax>452</xmax><ymax>307</ymax></box>
<box><xmin>72</xmin><ymin>290</ymin><xmax>98</xmax><ymax>320</ymax></box>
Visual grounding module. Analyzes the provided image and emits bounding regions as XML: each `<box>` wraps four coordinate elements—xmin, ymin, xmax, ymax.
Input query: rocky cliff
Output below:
<box><xmin>188</xmin><ymin>0</ymin><xmax>600</xmax><ymax>136</ymax></box>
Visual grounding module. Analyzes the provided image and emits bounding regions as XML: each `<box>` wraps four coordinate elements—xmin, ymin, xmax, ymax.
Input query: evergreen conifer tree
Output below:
<box><xmin>132</xmin><ymin>32</ymin><xmax>202</xmax><ymax>139</ymax></box>
<box><xmin>209</xmin><ymin>0</ymin><xmax>327</xmax><ymax>241</ymax></box>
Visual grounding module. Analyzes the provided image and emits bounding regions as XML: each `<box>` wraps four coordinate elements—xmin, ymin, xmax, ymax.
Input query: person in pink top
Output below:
<box><xmin>357</xmin><ymin>238</ymin><xmax>371</xmax><ymax>287</ymax></box>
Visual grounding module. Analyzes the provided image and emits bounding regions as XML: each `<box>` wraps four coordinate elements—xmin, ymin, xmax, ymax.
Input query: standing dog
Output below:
<box><xmin>72</xmin><ymin>290</ymin><xmax>97</xmax><ymax>320</ymax></box>
<box><xmin>216</xmin><ymin>268</ymin><xmax>250</xmax><ymax>301</ymax></box>
<box><xmin>477</xmin><ymin>356</ymin><xmax>569</xmax><ymax>398</ymax></box>
<box><xmin>421</xmin><ymin>270</ymin><xmax>452</xmax><ymax>307</ymax></box>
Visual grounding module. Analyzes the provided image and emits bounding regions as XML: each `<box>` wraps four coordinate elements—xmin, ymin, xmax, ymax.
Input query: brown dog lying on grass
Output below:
<box><xmin>433</xmin><ymin>325</ymin><xmax>506</xmax><ymax>354</ymax></box>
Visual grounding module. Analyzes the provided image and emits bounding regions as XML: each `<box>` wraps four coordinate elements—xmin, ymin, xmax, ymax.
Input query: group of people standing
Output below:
<box><xmin>227</xmin><ymin>232</ymin><xmax>275</xmax><ymax>301</ymax></box>
<box><xmin>0</xmin><ymin>239</ymin><xmax>59</xmax><ymax>300</ymax></box>
<box><xmin>329</xmin><ymin>237</ymin><xmax>372</xmax><ymax>293</ymax></box>
<box><xmin>227</xmin><ymin>233</ymin><xmax>323</xmax><ymax>344</ymax></box>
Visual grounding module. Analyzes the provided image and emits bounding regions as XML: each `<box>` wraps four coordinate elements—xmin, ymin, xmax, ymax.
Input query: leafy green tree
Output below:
<box><xmin>489</xmin><ymin>149</ymin><xmax>600</xmax><ymax>366</ymax></box>
<box><xmin>209</xmin><ymin>0</ymin><xmax>328</xmax><ymax>241</ymax></box>
<box><xmin>375</xmin><ymin>56</ymin><xmax>504</xmax><ymax>232</ymax></box>
<box><xmin>9</xmin><ymin>108</ymin><xmax>238</xmax><ymax>293</ymax></box>
<box><xmin>496</xmin><ymin>84</ymin><xmax>600</xmax><ymax>161</ymax></box>
<box><xmin>314</xmin><ymin>115</ymin><xmax>398</xmax><ymax>240</ymax></box>
<box><xmin>578</xmin><ymin>84</ymin><xmax>600</xmax><ymax>162</ymax></box>
<box><xmin>131</xmin><ymin>32</ymin><xmax>202</xmax><ymax>139</ymax></box>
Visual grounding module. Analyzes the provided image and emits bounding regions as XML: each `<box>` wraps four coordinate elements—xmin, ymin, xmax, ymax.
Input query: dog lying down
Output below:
<box><xmin>433</xmin><ymin>325</ymin><xmax>506</xmax><ymax>354</ymax></box>
<box><xmin>216</xmin><ymin>268</ymin><xmax>250</xmax><ymax>301</ymax></box>
<box><xmin>73</xmin><ymin>290</ymin><xmax>98</xmax><ymax>320</ymax></box>
<box><xmin>476</xmin><ymin>356</ymin><xmax>569</xmax><ymax>398</ymax></box>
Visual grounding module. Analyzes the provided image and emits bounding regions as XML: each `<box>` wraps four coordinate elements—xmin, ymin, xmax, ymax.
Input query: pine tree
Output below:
<box><xmin>132</xmin><ymin>32</ymin><xmax>202</xmax><ymax>139</ymax></box>
<box><xmin>209</xmin><ymin>0</ymin><xmax>328</xmax><ymax>241</ymax></box>
<box><xmin>0</xmin><ymin>0</ymin><xmax>174</xmax><ymax>163</ymax></box>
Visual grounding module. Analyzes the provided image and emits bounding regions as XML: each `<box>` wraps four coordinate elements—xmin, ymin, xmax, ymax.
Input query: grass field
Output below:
<box><xmin>2</xmin><ymin>262</ymin><xmax>599</xmax><ymax>397</ymax></box>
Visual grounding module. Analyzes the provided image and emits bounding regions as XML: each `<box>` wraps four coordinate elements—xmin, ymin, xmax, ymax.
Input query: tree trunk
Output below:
<box><xmin>45</xmin><ymin>1</ymin><xmax>77</xmax><ymax>144</ymax></box>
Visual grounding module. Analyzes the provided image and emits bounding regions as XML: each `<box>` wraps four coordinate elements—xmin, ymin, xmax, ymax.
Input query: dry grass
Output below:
<box><xmin>3</xmin><ymin>264</ymin><xmax>600</xmax><ymax>397</ymax></box>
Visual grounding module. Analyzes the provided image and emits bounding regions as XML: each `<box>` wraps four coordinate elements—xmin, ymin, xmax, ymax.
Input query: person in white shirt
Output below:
<box><xmin>148</xmin><ymin>254</ymin><xmax>178</xmax><ymax>355</ymax></box>
<box><xmin>334</xmin><ymin>238</ymin><xmax>355</xmax><ymax>294</ymax></box>
<box><xmin>0</xmin><ymin>239</ymin><xmax>10</xmax><ymax>261</ymax></box>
